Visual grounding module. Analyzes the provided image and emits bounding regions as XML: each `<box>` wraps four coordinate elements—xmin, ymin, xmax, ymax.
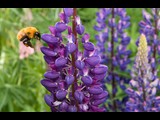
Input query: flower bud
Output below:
<box><xmin>63</xmin><ymin>8</ymin><xmax>73</xmax><ymax>17</ymax></box>
<box><xmin>81</xmin><ymin>76</ymin><xmax>93</xmax><ymax>86</ymax></box>
<box><xmin>93</xmin><ymin>91</ymin><xmax>108</xmax><ymax>100</ymax></box>
<box><xmin>74</xmin><ymin>91</ymin><xmax>84</xmax><ymax>103</ymax></box>
<box><xmin>88</xmin><ymin>86</ymin><xmax>103</xmax><ymax>95</ymax></box>
<box><xmin>65</xmin><ymin>75</ymin><xmax>74</xmax><ymax>85</ymax></box>
<box><xmin>55</xmin><ymin>22</ymin><xmax>68</xmax><ymax>32</ymax></box>
<box><xmin>76</xmin><ymin>24</ymin><xmax>85</xmax><ymax>35</ymax></box>
<box><xmin>56</xmin><ymin>90</ymin><xmax>67</xmax><ymax>100</ymax></box>
<box><xmin>41</xmin><ymin>34</ymin><xmax>59</xmax><ymax>45</ymax></box>
<box><xmin>41</xmin><ymin>79</ymin><xmax>58</xmax><ymax>88</ymax></box>
<box><xmin>75</xmin><ymin>60</ymin><xmax>85</xmax><ymax>70</ymax></box>
<box><xmin>44</xmin><ymin>71</ymin><xmax>60</xmax><ymax>79</ymax></box>
<box><xmin>41</xmin><ymin>47</ymin><xmax>57</xmax><ymax>57</ymax></box>
<box><xmin>83</xmin><ymin>42</ymin><xmax>95</xmax><ymax>51</ymax></box>
<box><xmin>92</xmin><ymin>65</ymin><xmax>108</xmax><ymax>75</ymax></box>
<box><xmin>55</xmin><ymin>57</ymin><xmax>67</xmax><ymax>67</ymax></box>
<box><xmin>44</xmin><ymin>94</ymin><xmax>54</xmax><ymax>107</ymax></box>
<box><xmin>85</xmin><ymin>56</ymin><xmax>101</xmax><ymax>66</ymax></box>
<box><xmin>67</xmin><ymin>105</ymin><xmax>77</xmax><ymax>112</ymax></box>
<box><xmin>67</xmin><ymin>43</ymin><xmax>77</xmax><ymax>53</ymax></box>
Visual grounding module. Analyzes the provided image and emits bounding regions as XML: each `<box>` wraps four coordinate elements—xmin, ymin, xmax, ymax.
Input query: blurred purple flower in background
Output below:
<box><xmin>40</xmin><ymin>8</ymin><xmax>108</xmax><ymax>112</ymax></box>
<box><xmin>126</xmin><ymin>34</ymin><xmax>160</xmax><ymax>112</ymax></box>
<box><xmin>139</xmin><ymin>8</ymin><xmax>160</xmax><ymax>89</ymax></box>
<box><xmin>94</xmin><ymin>8</ymin><xmax>131</xmax><ymax>111</ymax></box>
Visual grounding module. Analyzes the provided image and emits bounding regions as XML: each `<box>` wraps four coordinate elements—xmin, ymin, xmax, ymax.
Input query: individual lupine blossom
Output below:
<box><xmin>126</xmin><ymin>34</ymin><xmax>160</xmax><ymax>112</ymax></box>
<box><xmin>40</xmin><ymin>8</ymin><xmax>108</xmax><ymax>112</ymax></box>
<box><xmin>139</xmin><ymin>8</ymin><xmax>160</xmax><ymax>89</ymax></box>
<box><xmin>94</xmin><ymin>8</ymin><xmax>131</xmax><ymax>111</ymax></box>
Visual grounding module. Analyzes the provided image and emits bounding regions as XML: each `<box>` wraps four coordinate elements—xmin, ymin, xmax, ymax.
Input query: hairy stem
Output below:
<box><xmin>71</xmin><ymin>8</ymin><xmax>79</xmax><ymax>111</ymax></box>
<box><xmin>111</xmin><ymin>8</ymin><xmax>117</xmax><ymax>112</ymax></box>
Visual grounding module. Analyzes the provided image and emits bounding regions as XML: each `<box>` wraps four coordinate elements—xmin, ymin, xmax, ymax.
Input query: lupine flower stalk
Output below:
<box><xmin>139</xmin><ymin>8</ymin><xmax>160</xmax><ymax>83</ymax></box>
<box><xmin>94</xmin><ymin>8</ymin><xmax>131</xmax><ymax>111</ymax></box>
<box><xmin>126</xmin><ymin>34</ymin><xmax>160</xmax><ymax>112</ymax></box>
<box><xmin>40</xmin><ymin>8</ymin><xmax>108</xmax><ymax>112</ymax></box>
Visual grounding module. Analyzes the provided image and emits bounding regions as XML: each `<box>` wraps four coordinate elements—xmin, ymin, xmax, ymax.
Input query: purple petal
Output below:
<box><xmin>41</xmin><ymin>47</ymin><xmax>57</xmax><ymax>57</ymax></box>
<box><xmin>56</xmin><ymin>90</ymin><xmax>67</xmax><ymax>100</ymax></box>
<box><xmin>93</xmin><ymin>91</ymin><xmax>108</xmax><ymax>100</ymax></box>
<box><xmin>85</xmin><ymin>56</ymin><xmax>101</xmax><ymax>66</ymax></box>
<box><xmin>88</xmin><ymin>86</ymin><xmax>103</xmax><ymax>95</ymax></box>
<box><xmin>55</xmin><ymin>22</ymin><xmax>68</xmax><ymax>33</ymax></box>
<box><xmin>41</xmin><ymin>34</ymin><xmax>59</xmax><ymax>45</ymax></box>
<box><xmin>79</xmin><ymin>104</ymin><xmax>89</xmax><ymax>112</ymax></box>
<box><xmin>150</xmin><ymin>78</ymin><xmax>159</xmax><ymax>87</ymax></box>
<box><xmin>139</xmin><ymin>21</ymin><xmax>147</xmax><ymax>28</ymax></box>
<box><xmin>83</xmin><ymin>42</ymin><xmax>95</xmax><ymax>51</ymax></box>
<box><xmin>74</xmin><ymin>91</ymin><xmax>84</xmax><ymax>103</ymax></box>
<box><xmin>124</xmin><ymin>50</ymin><xmax>131</xmax><ymax>56</ymax></box>
<box><xmin>130</xmin><ymin>79</ymin><xmax>138</xmax><ymax>88</ymax></box>
<box><xmin>67</xmin><ymin>26</ymin><xmax>72</xmax><ymax>35</ymax></box>
<box><xmin>125</xmin><ymin>88</ymin><xmax>134</xmax><ymax>95</ymax></box>
<box><xmin>41</xmin><ymin>79</ymin><xmax>58</xmax><ymax>88</ymax></box>
<box><xmin>76</xmin><ymin>24</ymin><xmax>85</xmax><ymax>35</ymax></box>
<box><xmin>65</xmin><ymin>75</ymin><xmax>74</xmax><ymax>85</ymax></box>
<box><xmin>82</xmin><ymin>33</ymin><xmax>90</xmax><ymax>43</ymax></box>
<box><xmin>63</xmin><ymin>8</ymin><xmax>73</xmax><ymax>17</ymax></box>
<box><xmin>75</xmin><ymin>60</ymin><xmax>85</xmax><ymax>70</ymax></box>
<box><xmin>92</xmin><ymin>98</ymin><xmax>106</xmax><ymax>105</ymax></box>
<box><xmin>94</xmin><ymin>25</ymin><xmax>103</xmax><ymax>31</ymax></box>
<box><xmin>155</xmin><ymin>96</ymin><xmax>160</xmax><ymax>104</ymax></box>
<box><xmin>55</xmin><ymin>57</ymin><xmax>67</xmax><ymax>67</ymax></box>
<box><xmin>44</xmin><ymin>71</ymin><xmax>60</xmax><ymax>79</ymax></box>
<box><xmin>59</xmin><ymin>12</ymin><xmax>70</xmax><ymax>24</ymax></box>
<box><xmin>92</xmin><ymin>65</ymin><xmax>108</xmax><ymax>75</ymax></box>
<box><xmin>81</xmin><ymin>76</ymin><xmax>93</xmax><ymax>86</ymax></box>
<box><xmin>67</xmin><ymin>43</ymin><xmax>77</xmax><ymax>53</ymax></box>
<box><xmin>44</xmin><ymin>94</ymin><xmax>54</xmax><ymax>106</ymax></box>
<box><xmin>44</xmin><ymin>55</ymin><xmax>54</xmax><ymax>64</ymax></box>
<box><xmin>94</xmin><ymin>73</ymin><xmax>106</xmax><ymax>81</ymax></box>
<box><xmin>108</xmin><ymin>18</ymin><xmax>116</xmax><ymax>27</ymax></box>
<box><xmin>151</xmin><ymin>87</ymin><xmax>157</xmax><ymax>96</ymax></box>
<box><xmin>121</xmin><ymin>36</ymin><xmax>130</xmax><ymax>45</ymax></box>
<box><xmin>59</xmin><ymin>101</ymin><xmax>68</xmax><ymax>111</ymax></box>
<box><xmin>67</xmin><ymin>105</ymin><xmax>77</xmax><ymax>112</ymax></box>
<box><xmin>90</xmin><ymin>105</ymin><xmax>106</xmax><ymax>112</ymax></box>
<box><xmin>49</xmin><ymin>26</ymin><xmax>56</xmax><ymax>35</ymax></box>
<box><xmin>122</xmin><ymin>22</ymin><xmax>130</xmax><ymax>29</ymax></box>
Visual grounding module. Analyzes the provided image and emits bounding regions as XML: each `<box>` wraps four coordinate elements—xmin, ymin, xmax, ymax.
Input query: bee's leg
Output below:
<box><xmin>23</xmin><ymin>40</ymin><xmax>33</xmax><ymax>48</ymax></box>
<box><xmin>26</xmin><ymin>41</ymin><xmax>33</xmax><ymax>48</ymax></box>
<box><xmin>22</xmin><ymin>38</ymin><xmax>29</xmax><ymax>47</ymax></box>
<box><xmin>22</xmin><ymin>38</ymin><xmax>33</xmax><ymax>48</ymax></box>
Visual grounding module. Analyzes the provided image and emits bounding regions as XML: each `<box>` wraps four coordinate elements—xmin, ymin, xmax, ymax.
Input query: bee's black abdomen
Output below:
<box><xmin>20</xmin><ymin>35</ymin><xmax>30</xmax><ymax>42</ymax></box>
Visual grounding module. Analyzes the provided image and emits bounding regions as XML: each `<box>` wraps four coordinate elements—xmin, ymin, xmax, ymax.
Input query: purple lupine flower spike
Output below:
<box><xmin>138</xmin><ymin>8</ymin><xmax>160</xmax><ymax>89</ymax></box>
<box><xmin>94</xmin><ymin>8</ymin><xmax>131</xmax><ymax>111</ymax></box>
<box><xmin>126</xmin><ymin>34</ymin><xmax>160</xmax><ymax>112</ymax></box>
<box><xmin>40</xmin><ymin>8</ymin><xmax>108</xmax><ymax>112</ymax></box>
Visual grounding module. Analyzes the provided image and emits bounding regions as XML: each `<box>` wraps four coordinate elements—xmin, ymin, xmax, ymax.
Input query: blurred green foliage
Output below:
<box><xmin>0</xmin><ymin>8</ymin><xmax>144</xmax><ymax>112</ymax></box>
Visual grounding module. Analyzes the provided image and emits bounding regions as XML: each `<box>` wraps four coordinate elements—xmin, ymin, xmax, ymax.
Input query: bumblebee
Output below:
<box><xmin>17</xmin><ymin>27</ymin><xmax>41</xmax><ymax>48</ymax></box>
